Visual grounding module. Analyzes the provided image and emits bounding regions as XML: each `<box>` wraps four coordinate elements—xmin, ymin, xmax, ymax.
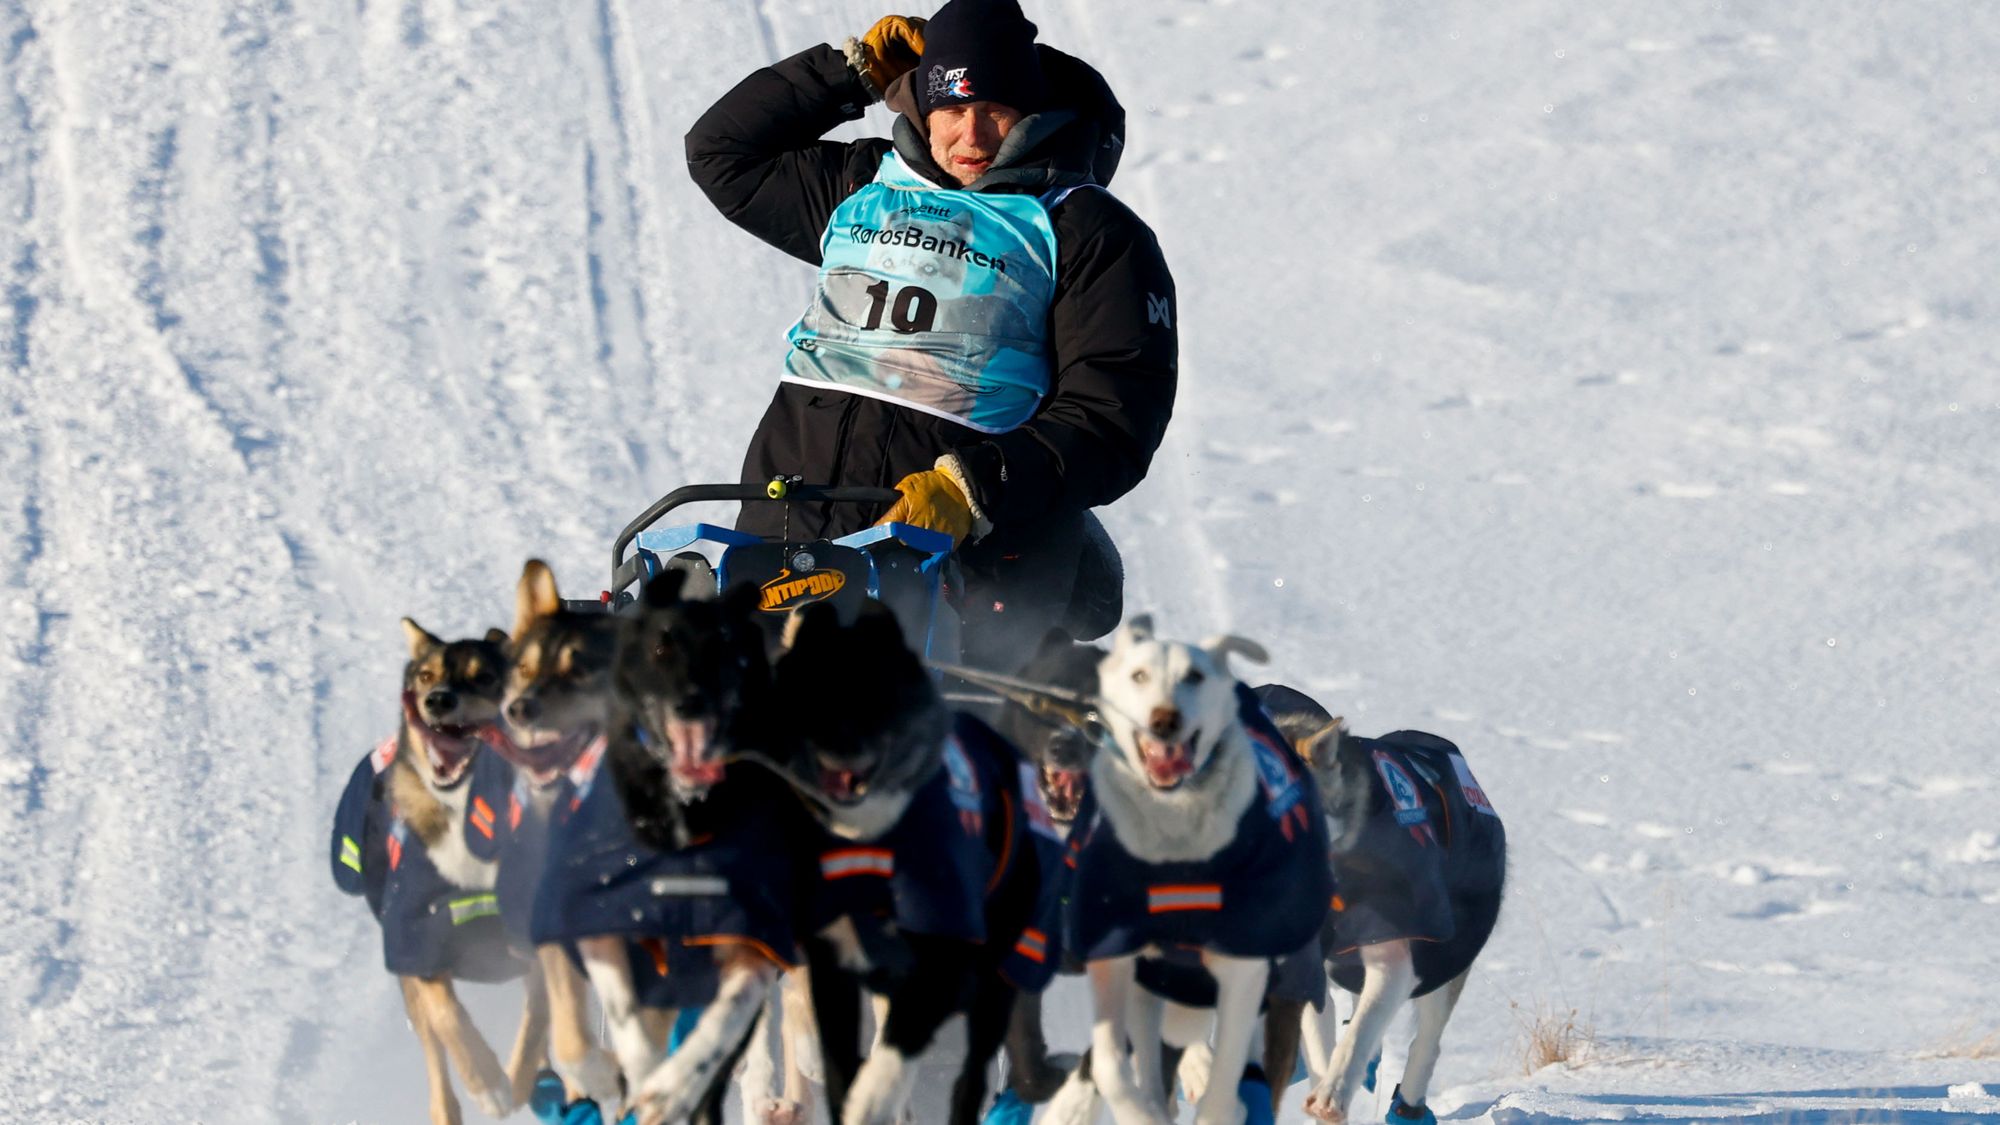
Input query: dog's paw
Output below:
<box><xmin>556</xmin><ymin>1046</ymin><xmax>623</xmax><ymax>1112</ymax></box>
<box><xmin>469</xmin><ymin>1084</ymin><xmax>515</xmax><ymax>1120</ymax></box>
<box><xmin>1177</xmin><ymin>1041</ymin><xmax>1214</xmax><ymax>1106</ymax></box>
<box><xmin>754</xmin><ymin>1096</ymin><xmax>811</xmax><ymax>1125</ymax></box>
<box><xmin>1301</xmin><ymin>1082</ymin><xmax>1350</xmax><ymax>1123</ymax></box>
<box><xmin>1189</xmin><ymin>1093</ymin><xmax>1247</xmax><ymax>1125</ymax></box>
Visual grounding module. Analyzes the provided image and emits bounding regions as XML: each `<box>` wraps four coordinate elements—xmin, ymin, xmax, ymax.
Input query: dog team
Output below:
<box><xmin>330</xmin><ymin>560</ymin><xmax>1507</xmax><ymax>1125</ymax></box>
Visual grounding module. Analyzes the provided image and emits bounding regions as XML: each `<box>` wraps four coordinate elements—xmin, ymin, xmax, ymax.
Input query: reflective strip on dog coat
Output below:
<box><xmin>328</xmin><ymin>736</ymin><xmax>523</xmax><ymax>982</ymax></box>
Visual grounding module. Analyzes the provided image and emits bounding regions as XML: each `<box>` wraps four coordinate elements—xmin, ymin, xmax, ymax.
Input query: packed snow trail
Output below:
<box><xmin>3</xmin><ymin>1</ymin><xmax>1997</xmax><ymax>1121</ymax></box>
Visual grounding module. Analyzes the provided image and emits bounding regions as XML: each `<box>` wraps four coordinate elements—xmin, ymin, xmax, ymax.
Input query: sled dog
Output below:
<box><xmin>769</xmin><ymin>601</ymin><xmax>1065</xmax><ymax>1125</ymax></box>
<box><xmin>496</xmin><ymin>560</ymin><xmax>633</xmax><ymax>1111</ymax></box>
<box><xmin>328</xmin><ymin>621</ymin><xmax>545</xmax><ymax>1125</ymax></box>
<box><xmin>1066</xmin><ymin>616</ymin><xmax>1332</xmax><ymax>1125</ymax></box>
<box><xmin>1254</xmin><ymin>685</ymin><xmax>1507</xmax><ymax>1125</ymax></box>
<box><xmin>594</xmin><ymin>571</ymin><xmax>820</xmax><ymax>1125</ymax></box>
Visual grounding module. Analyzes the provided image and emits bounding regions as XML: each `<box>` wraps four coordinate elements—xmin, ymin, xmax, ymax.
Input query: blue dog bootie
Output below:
<box><xmin>1236</xmin><ymin>1063</ymin><xmax>1275</xmax><ymax>1125</ymax></box>
<box><xmin>981</xmin><ymin>1087</ymin><xmax>1035</xmax><ymax>1125</ymax></box>
<box><xmin>1386</xmin><ymin>1084</ymin><xmax>1436</xmax><ymax>1125</ymax></box>
<box><xmin>528</xmin><ymin>1068</ymin><xmax>609</xmax><ymax>1125</ymax></box>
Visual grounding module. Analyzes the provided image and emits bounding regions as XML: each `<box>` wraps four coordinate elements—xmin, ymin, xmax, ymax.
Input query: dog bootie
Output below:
<box><xmin>981</xmin><ymin>1088</ymin><xmax>1035</xmax><ymax>1125</ymax></box>
<box><xmin>1387</xmin><ymin>1085</ymin><xmax>1436</xmax><ymax>1125</ymax></box>
<box><xmin>1236</xmin><ymin>1065</ymin><xmax>1275</xmax><ymax>1125</ymax></box>
<box><xmin>528</xmin><ymin>1070</ymin><xmax>608</xmax><ymax>1125</ymax></box>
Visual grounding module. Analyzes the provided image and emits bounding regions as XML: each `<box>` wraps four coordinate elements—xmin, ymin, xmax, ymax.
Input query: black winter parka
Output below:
<box><xmin>684</xmin><ymin>43</ymin><xmax>1178</xmax><ymax>583</ymax></box>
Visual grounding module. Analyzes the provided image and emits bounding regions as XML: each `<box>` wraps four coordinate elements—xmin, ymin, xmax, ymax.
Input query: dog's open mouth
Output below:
<box><xmin>1137</xmin><ymin>733</ymin><xmax>1198</xmax><ymax>789</ymax></box>
<box><xmin>403</xmin><ymin>693</ymin><xmax>482</xmax><ymax>787</ymax></box>
<box><xmin>491</xmin><ymin>723</ymin><xmax>597</xmax><ymax>784</ymax></box>
<box><xmin>660</xmin><ymin>712</ymin><xmax>727</xmax><ymax>792</ymax></box>
<box><xmin>815</xmin><ymin>753</ymin><xmax>873</xmax><ymax>805</ymax></box>
<box><xmin>1039</xmin><ymin>764</ymin><xmax>1087</xmax><ymax>822</ymax></box>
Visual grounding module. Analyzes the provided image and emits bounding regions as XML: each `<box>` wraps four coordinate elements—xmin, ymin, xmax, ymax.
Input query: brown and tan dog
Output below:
<box><xmin>332</xmin><ymin>620</ymin><xmax>555</xmax><ymax>1125</ymax></box>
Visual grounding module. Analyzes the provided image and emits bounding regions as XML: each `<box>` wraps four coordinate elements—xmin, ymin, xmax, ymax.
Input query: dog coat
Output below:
<box><xmin>810</xmin><ymin>713</ymin><xmax>1069</xmax><ymax>993</ymax></box>
<box><xmin>1064</xmin><ymin>686</ymin><xmax>1333</xmax><ymax>963</ymax></box>
<box><xmin>329</xmin><ymin>738</ymin><xmax>522</xmax><ymax>982</ymax></box>
<box><xmin>529</xmin><ymin>734</ymin><xmax>802</xmax><ymax>1008</ymax></box>
<box><xmin>1322</xmin><ymin>730</ymin><xmax>1506</xmax><ymax>998</ymax></box>
<box><xmin>463</xmin><ymin>749</ymin><xmax>559</xmax><ymax>953</ymax></box>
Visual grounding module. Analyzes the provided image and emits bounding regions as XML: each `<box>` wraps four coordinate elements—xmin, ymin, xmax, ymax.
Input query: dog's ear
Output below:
<box><xmin>401</xmin><ymin>617</ymin><xmax>443</xmax><ymax>659</ymax></box>
<box><xmin>718</xmin><ymin>579</ymin><xmax>761</xmax><ymax>620</ymax></box>
<box><xmin>855</xmin><ymin>599</ymin><xmax>911</xmax><ymax>653</ymax></box>
<box><xmin>1201</xmin><ymin>634</ymin><xmax>1269</xmax><ymax>669</ymax></box>
<box><xmin>1114</xmin><ymin>614</ymin><xmax>1154</xmax><ymax>651</ymax></box>
<box><xmin>641</xmin><ymin>570</ymin><xmax>684</xmax><ymax>610</ymax></box>
<box><xmin>514</xmin><ymin>559</ymin><xmax>561</xmax><ymax>638</ymax></box>
<box><xmin>484</xmin><ymin>628</ymin><xmax>509</xmax><ymax>646</ymax></box>
<box><xmin>1298</xmin><ymin>716</ymin><xmax>1348</xmax><ymax>767</ymax></box>
<box><xmin>781</xmin><ymin>600</ymin><xmax>840</xmax><ymax>653</ymax></box>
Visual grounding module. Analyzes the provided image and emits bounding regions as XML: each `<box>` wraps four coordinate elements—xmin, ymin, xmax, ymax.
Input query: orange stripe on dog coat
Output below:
<box><xmin>1013</xmin><ymin>927</ymin><xmax>1049</xmax><ymax>962</ymax></box>
<box><xmin>820</xmin><ymin>847</ymin><xmax>895</xmax><ymax>879</ymax></box>
<box><xmin>1147</xmin><ymin>883</ymin><xmax>1223</xmax><ymax>913</ymax></box>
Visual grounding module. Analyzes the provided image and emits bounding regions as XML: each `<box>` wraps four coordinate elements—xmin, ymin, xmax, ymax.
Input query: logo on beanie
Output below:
<box><xmin>928</xmin><ymin>65</ymin><xmax>975</xmax><ymax>103</ymax></box>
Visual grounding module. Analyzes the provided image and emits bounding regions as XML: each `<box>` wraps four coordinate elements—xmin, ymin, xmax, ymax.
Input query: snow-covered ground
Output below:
<box><xmin>3</xmin><ymin>0</ymin><xmax>1996</xmax><ymax>1121</ymax></box>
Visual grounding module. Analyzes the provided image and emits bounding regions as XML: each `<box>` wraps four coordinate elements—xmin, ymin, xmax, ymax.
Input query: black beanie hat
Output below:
<box><xmin>916</xmin><ymin>0</ymin><xmax>1048</xmax><ymax>117</ymax></box>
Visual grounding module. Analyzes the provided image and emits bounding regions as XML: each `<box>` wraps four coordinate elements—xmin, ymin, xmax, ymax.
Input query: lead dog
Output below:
<box><xmin>329</xmin><ymin>621</ymin><xmax>542</xmax><ymax>1125</ymax></box>
<box><xmin>1254</xmin><ymin>685</ymin><xmax>1506</xmax><ymax>1125</ymax></box>
<box><xmin>1066</xmin><ymin>617</ymin><xmax>1332</xmax><ymax>1125</ymax></box>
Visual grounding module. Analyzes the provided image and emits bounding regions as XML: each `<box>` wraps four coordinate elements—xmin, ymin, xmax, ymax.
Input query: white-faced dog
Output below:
<box><xmin>1065</xmin><ymin>617</ymin><xmax>1332</xmax><ymax>1125</ymax></box>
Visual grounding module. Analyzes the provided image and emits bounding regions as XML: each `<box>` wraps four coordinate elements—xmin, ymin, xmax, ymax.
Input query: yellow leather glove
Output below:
<box><xmin>850</xmin><ymin>15</ymin><xmax>927</xmax><ymax>98</ymax></box>
<box><xmin>880</xmin><ymin>467</ymin><xmax>975</xmax><ymax>544</ymax></box>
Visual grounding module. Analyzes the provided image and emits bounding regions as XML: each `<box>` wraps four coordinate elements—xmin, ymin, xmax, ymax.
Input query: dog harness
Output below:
<box><xmin>782</xmin><ymin>150</ymin><xmax>1065</xmax><ymax>434</ymax></box>
<box><xmin>1064</xmin><ymin>686</ymin><xmax>1333</xmax><ymax>963</ymax></box>
<box><xmin>1321</xmin><ymin>729</ymin><xmax>1506</xmax><ymax>998</ymax></box>
<box><xmin>809</xmin><ymin>713</ymin><xmax>1070</xmax><ymax>993</ymax></box>
<box><xmin>328</xmin><ymin>737</ymin><xmax>522</xmax><ymax>982</ymax></box>
<box><xmin>529</xmin><ymin>733</ymin><xmax>803</xmax><ymax>1009</ymax></box>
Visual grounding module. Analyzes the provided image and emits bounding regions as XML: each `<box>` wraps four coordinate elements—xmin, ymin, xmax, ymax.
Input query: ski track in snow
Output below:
<box><xmin>4</xmin><ymin>1</ymin><xmax>1999</xmax><ymax>1122</ymax></box>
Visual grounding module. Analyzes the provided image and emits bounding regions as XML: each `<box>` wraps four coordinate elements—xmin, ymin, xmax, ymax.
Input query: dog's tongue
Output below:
<box><xmin>1139</xmin><ymin>738</ymin><xmax>1195</xmax><ymax>787</ymax></box>
<box><xmin>666</xmin><ymin>717</ymin><xmax>726</xmax><ymax>788</ymax></box>
<box><xmin>1043</xmin><ymin>767</ymin><xmax>1087</xmax><ymax>817</ymax></box>
<box><xmin>819</xmin><ymin>766</ymin><xmax>863</xmax><ymax>802</ymax></box>
<box><xmin>403</xmin><ymin>691</ymin><xmax>477</xmax><ymax>780</ymax></box>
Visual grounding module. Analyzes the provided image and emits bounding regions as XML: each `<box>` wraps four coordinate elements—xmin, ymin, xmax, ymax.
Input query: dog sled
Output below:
<box><xmin>600</xmin><ymin>477</ymin><xmax>961</xmax><ymax>660</ymax></box>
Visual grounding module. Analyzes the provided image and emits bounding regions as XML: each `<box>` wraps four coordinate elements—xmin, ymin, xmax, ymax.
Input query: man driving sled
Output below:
<box><xmin>686</xmin><ymin>0</ymin><xmax>1177</xmax><ymax>667</ymax></box>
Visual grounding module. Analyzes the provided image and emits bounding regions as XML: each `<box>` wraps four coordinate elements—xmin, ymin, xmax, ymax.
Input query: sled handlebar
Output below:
<box><xmin>609</xmin><ymin>480</ymin><xmax>903</xmax><ymax>595</ymax></box>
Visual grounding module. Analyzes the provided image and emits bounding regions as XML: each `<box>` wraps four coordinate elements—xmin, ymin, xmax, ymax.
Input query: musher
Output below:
<box><xmin>685</xmin><ymin>0</ymin><xmax>1178</xmax><ymax>668</ymax></box>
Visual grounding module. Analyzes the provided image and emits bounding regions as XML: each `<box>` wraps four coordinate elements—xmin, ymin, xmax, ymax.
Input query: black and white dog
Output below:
<box><xmin>1256</xmin><ymin>685</ymin><xmax>1508</xmax><ymax>1125</ymax></box>
<box><xmin>767</xmin><ymin>600</ymin><xmax>1065</xmax><ymax>1125</ymax></box>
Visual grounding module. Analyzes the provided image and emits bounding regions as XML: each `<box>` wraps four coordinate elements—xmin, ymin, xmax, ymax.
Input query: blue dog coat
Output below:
<box><xmin>329</xmin><ymin>737</ymin><xmax>523</xmax><ymax>982</ymax></box>
<box><xmin>529</xmin><ymin>736</ymin><xmax>803</xmax><ymax>1008</ymax></box>
<box><xmin>1322</xmin><ymin>730</ymin><xmax>1505</xmax><ymax>998</ymax></box>
<box><xmin>1065</xmin><ymin>686</ymin><xmax>1333</xmax><ymax>964</ymax></box>
<box><xmin>809</xmin><ymin>713</ymin><xmax>1069</xmax><ymax>993</ymax></box>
